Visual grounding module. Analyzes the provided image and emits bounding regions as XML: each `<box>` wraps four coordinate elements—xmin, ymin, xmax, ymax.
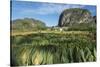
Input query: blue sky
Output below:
<box><xmin>11</xmin><ymin>1</ymin><xmax>96</xmax><ymax>27</ymax></box>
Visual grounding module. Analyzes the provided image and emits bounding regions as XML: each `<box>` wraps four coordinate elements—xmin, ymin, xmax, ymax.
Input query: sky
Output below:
<box><xmin>11</xmin><ymin>1</ymin><xmax>96</xmax><ymax>27</ymax></box>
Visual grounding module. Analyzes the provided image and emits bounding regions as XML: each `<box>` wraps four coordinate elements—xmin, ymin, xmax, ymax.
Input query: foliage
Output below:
<box><xmin>11</xmin><ymin>18</ymin><xmax>46</xmax><ymax>32</ymax></box>
<box><xmin>11</xmin><ymin>32</ymin><xmax>96</xmax><ymax>66</ymax></box>
<box><xmin>67</xmin><ymin>23</ymin><xmax>96</xmax><ymax>32</ymax></box>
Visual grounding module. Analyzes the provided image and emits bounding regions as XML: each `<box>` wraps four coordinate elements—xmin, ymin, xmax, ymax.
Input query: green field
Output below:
<box><xmin>11</xmin><ymin>31</ymin><xmax>96</xmax><ymax>66</ymax></box>
<box><xmin>11</xmin><ymin>2</ymin><xmax>97</xmax><ymax>66</ymax></box>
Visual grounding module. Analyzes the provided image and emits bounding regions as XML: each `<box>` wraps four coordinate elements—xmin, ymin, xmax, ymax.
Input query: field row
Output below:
<box><xmin>11</xmin><ymin>32</ymin><xmax>96</xmax><ymax>65</ymax></box>
<box><xmin>11</xmin><ymin>31</ymin><xmax>91</xmax><ymax>36</ymax></box>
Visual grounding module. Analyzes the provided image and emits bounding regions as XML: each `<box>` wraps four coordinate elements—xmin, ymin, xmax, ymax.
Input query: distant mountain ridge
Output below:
<box><xmin>11</xmin><ymin>18</ymin><xmax>46</xmax><ymax>32</ymax></box>
<box><xmin>11</xmin><ymin>8</ymin><xmax>96</xmax><ymax>32</ymax></box>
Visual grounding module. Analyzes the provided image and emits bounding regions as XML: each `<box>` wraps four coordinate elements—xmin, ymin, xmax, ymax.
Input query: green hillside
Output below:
<box><xmin>11</xmin><ymin>18</ymin><xmax>46</xmax><ymax>32</ymax></box>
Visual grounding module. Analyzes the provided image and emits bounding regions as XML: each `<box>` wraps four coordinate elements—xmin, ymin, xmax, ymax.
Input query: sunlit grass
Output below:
<box><xmin>11</xmin><ymin>32</ymin><xmax>96</xmax><ymax>66</ymax></box>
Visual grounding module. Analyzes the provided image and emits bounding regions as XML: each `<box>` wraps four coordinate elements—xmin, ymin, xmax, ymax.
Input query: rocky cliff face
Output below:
<box><xmin>58</xmin><ymin>8</ymin><xmax>95</xmax><ymax>27</ymax></box>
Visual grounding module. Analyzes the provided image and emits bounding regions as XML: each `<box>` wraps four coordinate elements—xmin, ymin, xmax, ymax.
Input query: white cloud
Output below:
<box><xmin>20</xmin><ymin>3</ymin><xmax>85</xmax><ymax>15</ymax></box>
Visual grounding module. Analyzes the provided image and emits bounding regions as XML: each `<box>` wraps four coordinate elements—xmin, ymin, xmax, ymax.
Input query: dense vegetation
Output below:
<box><xmin>11</xmin><ymin>18</ymin><xmax>46</xmax><ymax>32</ymax></box>
<box><xmin>11</xmin><ymin>32</ymin><xmax>96</xmax><ymax>66</ymax></box>
<box><xmin>67</xmin><ymin>23</ymin><xmax>96</xmax><ymax>32</ymax></box>
<box><xmin>11</xmin><ymin>8</ymin><xmax>96</xmax><ymax>66</ymax></box>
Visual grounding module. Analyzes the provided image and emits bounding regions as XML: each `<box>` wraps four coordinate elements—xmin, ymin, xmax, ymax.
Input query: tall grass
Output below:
<box><xmin>11</xmin><ymin>32</ymin><xmax>96</xmax><ymax>66</ymax></box>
